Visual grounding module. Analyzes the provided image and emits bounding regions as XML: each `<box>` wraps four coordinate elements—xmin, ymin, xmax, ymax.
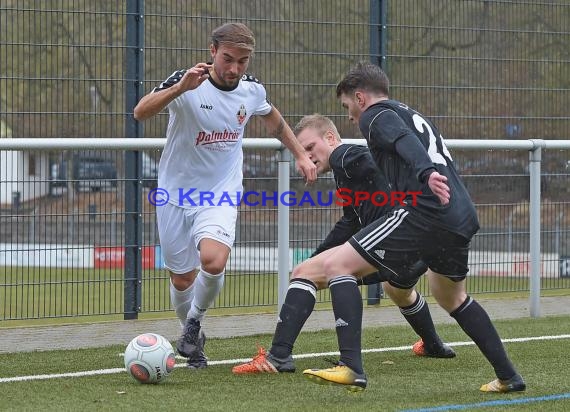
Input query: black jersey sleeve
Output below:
<box><xmin>394</xmin><ymin>134</ymin><xmax>436</xmax><ymax>182</ymax></box>
<box><xmin>311</xmin><ymin>210</ymin><xmax>360</xmax><ymax>257</ymax></box>
<box><xmin>367</xmin><ymin>109</ymin><xmax>435</xmax><ymax>182</ymax></box>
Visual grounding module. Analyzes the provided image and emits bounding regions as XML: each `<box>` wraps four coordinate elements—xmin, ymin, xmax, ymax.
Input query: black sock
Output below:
<box><xmin>270</xmin><ymin>278</ymin><xmax>316</xmax><ymax>359</ymax></box>
<box><xmin>451</xmin><ymin>296</ymin><xmax>517</xmax><ymax>380</ymax></box>
<box><xmin>400</xmin><ymin>292</ymin><xmax>443</xmax><ymax>351</ymax></box>
<box><xmin>329</xmin><ymin>276</ymin><xmax>363</xmax><ymax>374</ymax></box>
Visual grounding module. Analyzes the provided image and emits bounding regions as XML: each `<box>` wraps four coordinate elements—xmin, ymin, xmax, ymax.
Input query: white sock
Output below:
<box><xmin>188</xmin><ymin>269</ymin><xmax>224</xmax><ymax>322</ymax></box>
<box><xmin>169</xmin><ymin>278</ymin><xmax>195</xmax><ymax>328</ymax></box>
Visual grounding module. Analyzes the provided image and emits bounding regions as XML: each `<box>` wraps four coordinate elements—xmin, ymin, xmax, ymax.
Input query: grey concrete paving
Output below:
<box><xmin>1</xmin><ymin>295</ymin><xmax>569</xmax><ymax>353</ymax></box>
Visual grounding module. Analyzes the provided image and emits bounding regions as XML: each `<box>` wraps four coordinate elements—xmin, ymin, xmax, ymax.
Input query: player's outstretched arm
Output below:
<box><xmin>261</xmin><ymin>106</ymin><xmax>317</xmax><ymax>184</ymax></box>
<box><xmin>134</xmin><ymin>63</ymin><xmax>211</xmax><ymax>121</ymax></box>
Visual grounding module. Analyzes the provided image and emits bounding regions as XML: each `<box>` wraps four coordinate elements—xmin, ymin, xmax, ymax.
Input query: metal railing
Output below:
<box><xmin>1</xmin><ymin>138</ymin><xmax>570</xmax><ymax>321</ymax></box>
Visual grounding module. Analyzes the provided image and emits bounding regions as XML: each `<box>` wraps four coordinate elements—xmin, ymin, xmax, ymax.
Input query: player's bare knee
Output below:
<box><xmin>322</xmin><ymin>250</ymin><xmax>358</xmax><ymax>277</ymax></box>
<box><xmin>321</xmin><ymin>255</ymin><xmax>339</xmax><ymax>279</ymax></box>
<box><xmin>430</xmin><ymin>274</ymin><xmax>467</xmax><ymax>312</ymax></box>
<box><xmin>200</xmin><ymin>259</ymin><xmax>227</xmax><ymax>275</ymax></box>
<box><xmin>199</xmin><ymin>252</ymin><xmax>229</xmax><ymax>274</ymax></box>
<box><xmin>434</xmin><ymin>291</ymin><xmax>467</xmax><ymax>313</ymax></box>
<box><xmin>199</xmin><ymin>238</ymin><xmax>230</xmax><ymax>274</ymax></box>
<box><xmin>291</xmin><ymin>262</ymin><xmax>306</xmax><ymax>279</ymax></box>
<box><xmin>383</xmin><ymin>283</ymin><xmax>415</xmax><ymax>306</ymax></box>
<box><xmin>170</xmin><ymin>270</ymin><xmax>197</xmax><ymax>290</ymax></box>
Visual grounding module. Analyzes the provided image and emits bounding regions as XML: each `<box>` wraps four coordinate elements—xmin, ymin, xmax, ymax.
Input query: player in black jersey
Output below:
<box><xmin>232</xmin><ymin>114</ymin><xmax>454</xmax><ymax>380</ymax></box>
<box><xmin>302</xmin><ymin>62</ymin><xmax>525</xmax><ymax>393</ymax></box>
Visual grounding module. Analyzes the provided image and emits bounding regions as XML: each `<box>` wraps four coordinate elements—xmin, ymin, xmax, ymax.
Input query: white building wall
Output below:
<box><xmin>0</xmin><ymin>150</ymin><xmax>50</xmax><ymax>205</ymax></box>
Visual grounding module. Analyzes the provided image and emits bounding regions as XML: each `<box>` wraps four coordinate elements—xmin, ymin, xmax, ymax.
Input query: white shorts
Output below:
<box><xmin>156</xmin><ymin>203</ymin><xmax>237</xmax><ymax>274</ymax></box>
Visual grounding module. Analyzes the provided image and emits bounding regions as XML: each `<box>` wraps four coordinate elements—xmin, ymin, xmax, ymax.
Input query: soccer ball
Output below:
<box><xmin>124</xmin><ymin>333</ymin><xmax>176</xmax><ymax>384</ymax></box>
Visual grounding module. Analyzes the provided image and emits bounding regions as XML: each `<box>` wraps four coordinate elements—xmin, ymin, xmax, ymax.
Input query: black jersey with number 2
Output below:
<box><xmin>359</xmin><ymin>99</ymin><xmax>479</xmax><ymax>239</ymax></box>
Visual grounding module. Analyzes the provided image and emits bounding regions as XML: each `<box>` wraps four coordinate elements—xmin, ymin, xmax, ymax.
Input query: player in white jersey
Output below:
<box><xmin>134</xmin><ymin>22</ymin><xmax>316</xmax><ymax>369</ymax></box>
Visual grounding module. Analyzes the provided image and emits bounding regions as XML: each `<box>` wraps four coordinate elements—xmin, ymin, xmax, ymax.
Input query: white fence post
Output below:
<box><xmin>277</xmin><ymin>148</ymin><xmax>291</xmax><ymax>314</ymax></box>
<box><xmin>529</xmin><ymin>139</ymin><xmax>544</xmax><ymax>318</ymax></box>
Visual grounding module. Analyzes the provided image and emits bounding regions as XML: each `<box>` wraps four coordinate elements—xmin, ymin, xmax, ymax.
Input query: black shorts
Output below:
<box><xmin>349</xmin><ymin>208</ymin><xmax>471</xmax><ymax>289</ymax></box>
<box><xmin>358</xmin><ymin>259</ymin><xmax>428</xmax><ymax>286</ymax></box>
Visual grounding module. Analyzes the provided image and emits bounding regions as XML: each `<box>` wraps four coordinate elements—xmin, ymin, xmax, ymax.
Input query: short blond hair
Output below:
<box><xmin>211</xmin><ymin>23</ymin><xmax>255</xmax><ymax>51</ymax></box>
<box><xmin>293</xmin><ymin>114</ymin><xmax>341</xmax><ymax>142</ymax></box>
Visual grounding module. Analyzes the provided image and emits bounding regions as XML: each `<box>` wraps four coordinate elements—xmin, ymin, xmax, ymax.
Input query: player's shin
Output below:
<box><xmin>169</xmin><ymin>279</ymin><xmax>195</xmax><ymax>327</ymax></box>
<box><xmin>450</xmin><ymin>295</ymin><xmax>517</xmax><ymax>380</ymax></box>
<box><xmin>400</xmin><ymin>292</ymin><xmax>444</xmax><ymax>350</ymax></box>
<box><xmin>329</xmin><ymin>275</ymin><xmax>364</xmax><ymax>374</ymax></box>
<box><xmin>188</xmin><ymin>269</ymin><xmax>224</xmax><ymax>321</ymax></box>
<box><xmin>270</xmin><ymin>278</ymin><xmax>317</xmax><ymax>358</ymax></box>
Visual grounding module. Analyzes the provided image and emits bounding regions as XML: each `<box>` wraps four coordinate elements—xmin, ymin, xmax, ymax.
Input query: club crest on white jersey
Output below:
<box><xmin>237</xmin><ymin>104</ymin><xmax>247</xmax><ymax>125</ymax></box>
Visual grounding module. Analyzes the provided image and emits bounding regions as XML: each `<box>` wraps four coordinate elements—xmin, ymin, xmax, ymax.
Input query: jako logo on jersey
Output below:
<box><xmin>200</xmin><ymin>103</ymin><xmax>213</xmax><ymax>110</ymax></box>
<box><xmin>196</xmin><ymin>129</ymin><xmax>239</xmax><ymax>145</ymax></box>
<box><xmin>216</xmin><ymin>229</ymin><xmax>230</xmax><ymax>238</ymax></box>
<box><xmin>237</xmin><ymin>104</ymin><xmax>247</xmax><ymax>125</ymax></box>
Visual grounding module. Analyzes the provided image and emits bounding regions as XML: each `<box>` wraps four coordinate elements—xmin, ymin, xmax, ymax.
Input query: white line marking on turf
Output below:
<box><xmin>0</xmin><ymin>368</ymin><xmax>126</xmax><ymax>383</ymax></box>
<box><xmin>1</xmin><ymin>334</ymin><xmax>569</xmax><ymax>383</ymax></box>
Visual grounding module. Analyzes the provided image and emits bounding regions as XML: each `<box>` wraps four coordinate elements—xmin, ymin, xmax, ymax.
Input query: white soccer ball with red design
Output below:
<box><xmin>124</xmin><ymin>333</ymin><xmax>176</xmax><ymax>384</ymax></box>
